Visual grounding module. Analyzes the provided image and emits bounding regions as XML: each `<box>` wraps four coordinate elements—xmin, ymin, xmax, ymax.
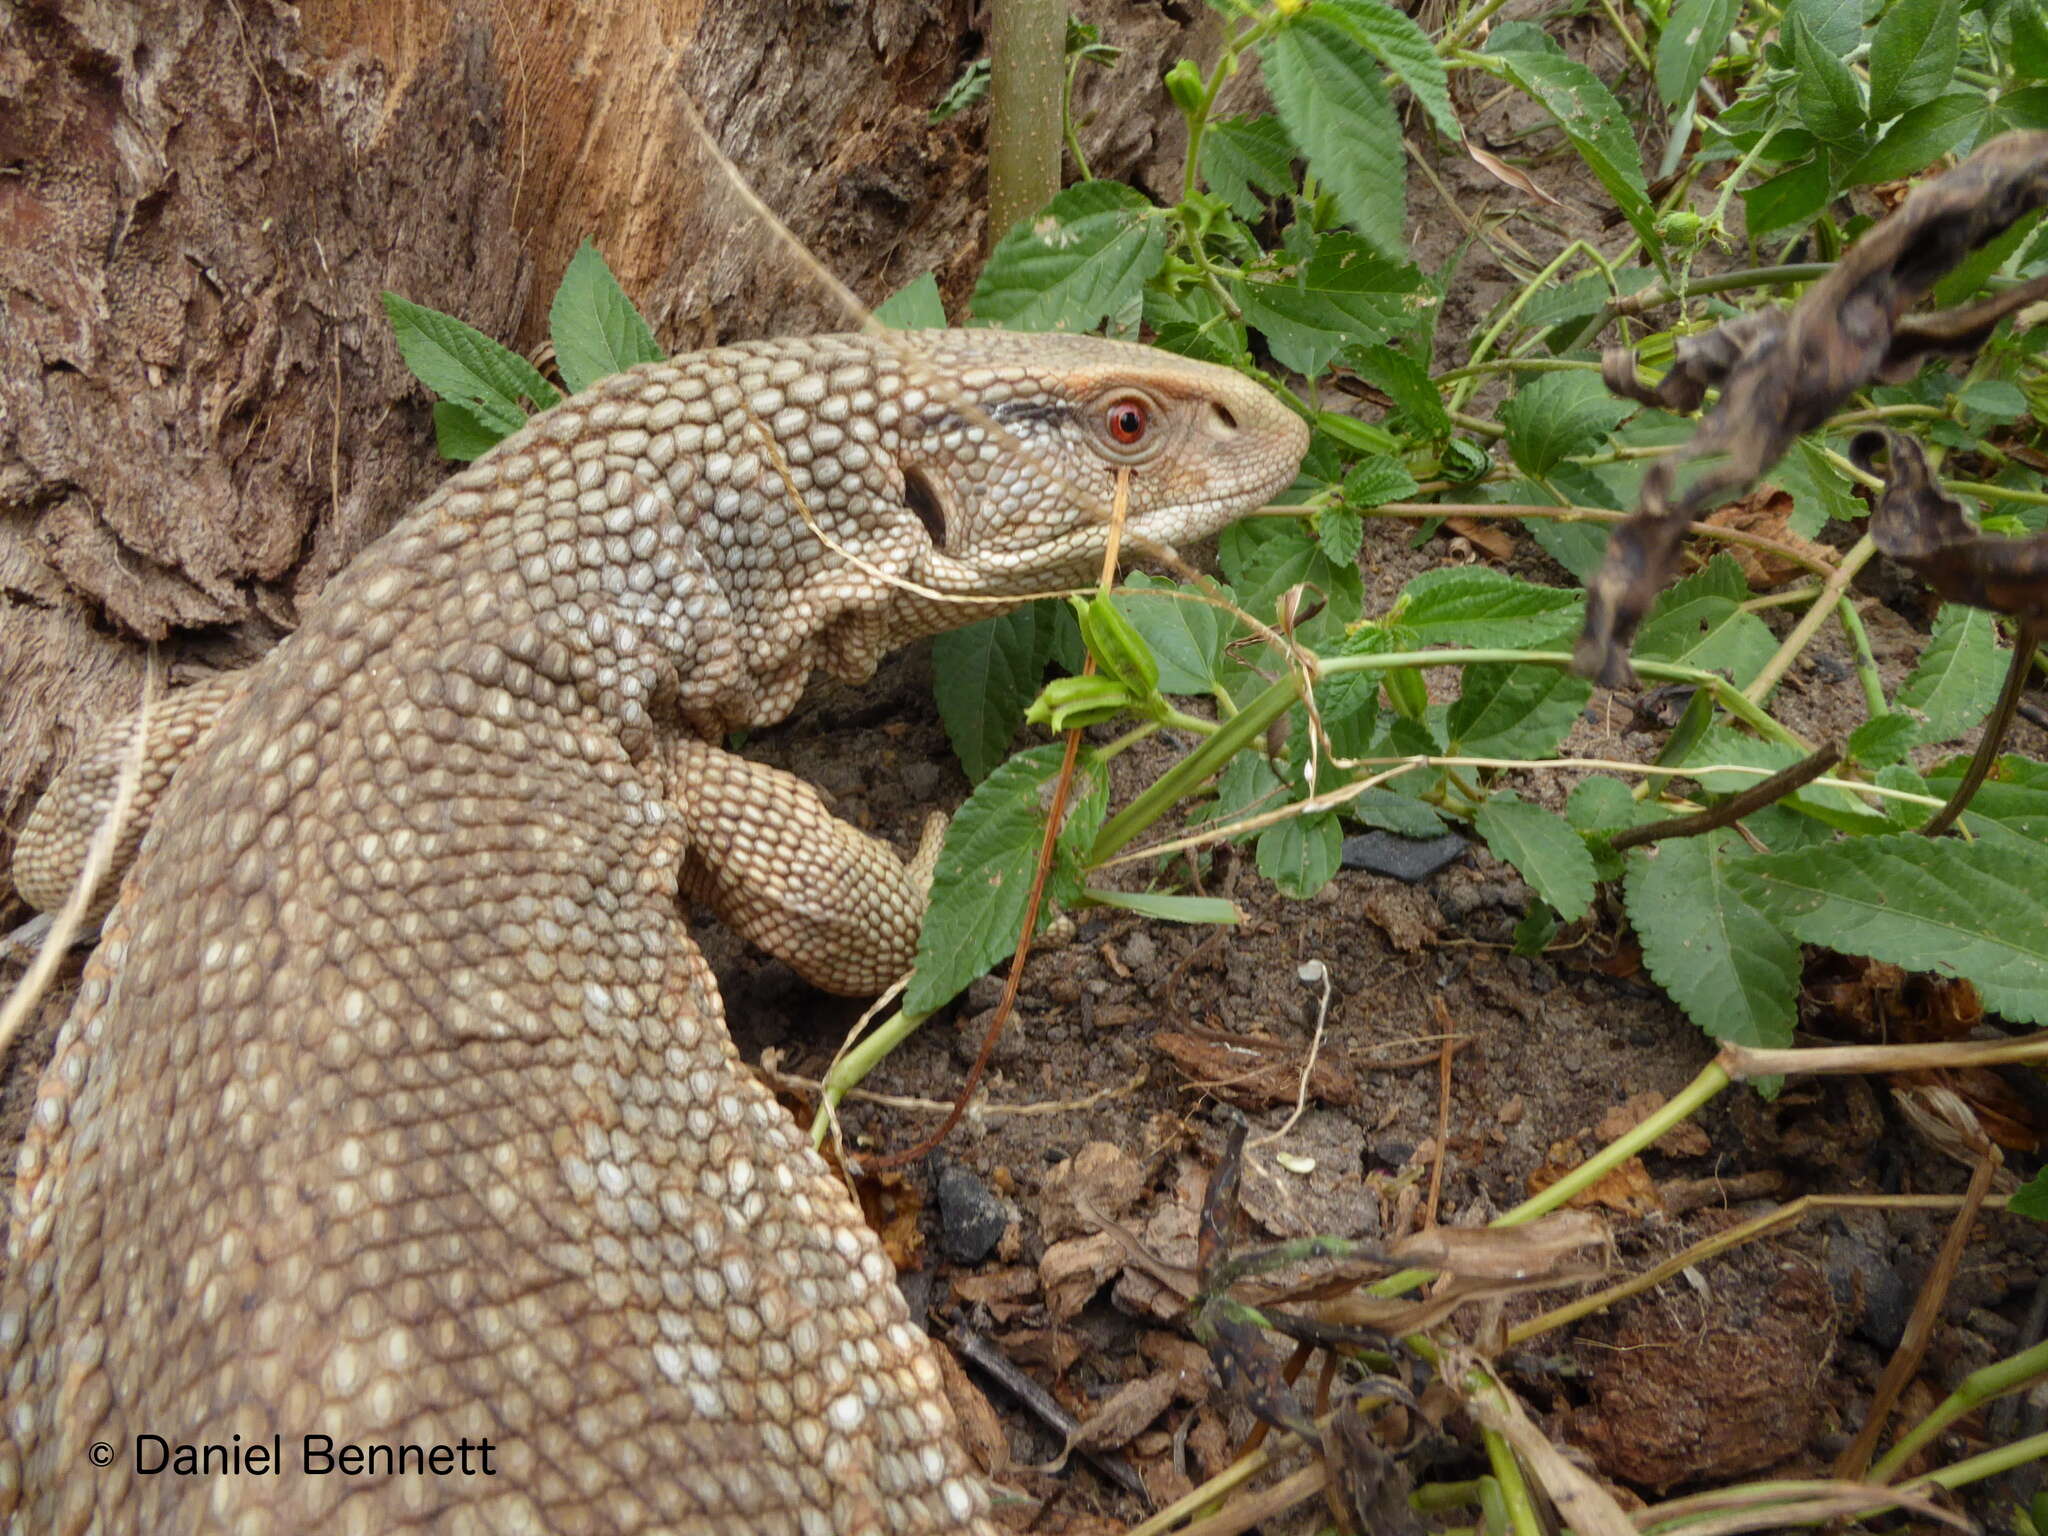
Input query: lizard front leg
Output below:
<box><xmin>667</xmin><ymin>735</ymin><xmax>945</xmax><ymax>997</ymax></box>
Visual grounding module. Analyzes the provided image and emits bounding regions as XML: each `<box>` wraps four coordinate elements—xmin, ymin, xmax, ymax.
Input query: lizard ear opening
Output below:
<box><xmin>904</xmin><ymin>466</ymin><xmax>948</xmax><ymax>550</ymax></box>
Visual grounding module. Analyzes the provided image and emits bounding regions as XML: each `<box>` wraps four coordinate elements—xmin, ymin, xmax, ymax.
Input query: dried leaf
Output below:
<box><xmin>1153</xmin><ymin>1029</ymin><xmax>1360</xmax><ymax>1109</ymax></box>
<box><xmin>1387</xmin><ymin>1210</ymin><xmax>1608</xmax><ymax>1279</ymax></box>
<box><xmin>1854</xmin><ymin>428</ymin><xmax>2048</xmax><ymax>621</ymax></box>
<box><xmin>1577</xmin><ymin>131</ymin><xmax>2048</xmax><ymax>684</ymax></box>
<box><xmin>1467</xmin><ymin>141</ymin><xmax>1566</xmax><ymax>207</ymax></box>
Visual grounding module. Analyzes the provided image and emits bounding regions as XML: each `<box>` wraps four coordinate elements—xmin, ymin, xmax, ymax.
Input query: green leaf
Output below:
<box><xmin>1447</xmin><ymin>663</ymin><xmax>1592</xmax><ymax>759</ymax></box>
<box><xmin>1632</xmin><ymin>554</ymin><xmax>1778</xmax><ymax>685</ymax></box>
<box><xmin>933</xmin><ymin>608</ymin><xmax>1042</xmax><ymax>780</ymax></box>
<box><xmin>1869</xmin><ymin>0</ymin><xmax>1961</xmax><ymax>120</ymax></box>
<box><xmin>1625</xmin><ymin>830</ymin><xmax>1800</xmax><ymax>1046</ymax></box>
<box><xmin>1397</xmin><ymin>566</ymin><xmax>1585</xmax><ymax>649</ymax></box>
<box><xmin>1082</xmin><ymin>887</ymin><xmax>1243</xmax><ymax>924</ymax></box>
<box><xmin>1683</xmin><ymin>724</ymin><xmax>1884</xmax><ymax>830</ymax></box>
<box><xmin>1219</xmin><ymin>515</ymin><xmax>1366</xmax><ymax>626</ymax></box>
<box><xmin>1848</xmin><ymin>712</ymin><xmax>1919</xmax><ymax>767</ymax></box>
<box><xmin>1263</xmin><ymin>12</ymin><xmax>1409</xmax><ymax>256</ymax></box>
<box><xmin>1657</xmin><ymin>0</ymin><xmax>1738</xmax><ymax>108</ymax></box>
<box><xmin>2013</xmin><ymin>0</ymin><xmax>2048</xmax><ymax>80</ymax></box>
<box><xmin>1146</xmin><ymin>283</ymin><xmax>1251</xmax><ymax>368</ymax></box>
<box><xmin>1743</xmin><ymin>157</ymin><xmax>1834</xmax><ymax>237</ymax></box>
<box><xmin>1785</xmin><ymin>0</ymin><xmax>1863</xmax><ymax>58</ymax></box>
<box><xmin>970</xmin><ymin>181</ymin><xmax>1168</xmax><ymax>333</ymax></box>
<box><xmin>1479</xmin><ymin>36</ymin><xmax>1657</xmax><ymax>251</ymax></box>
<box><xmin>1341</xmin><ymin>454</ymin><xmax>1420</xmax><ymax>508</ymax></box>
<box><xmin>1317</xmin><ymin>507</ymin><xmax>1365</xmax><ymax>567</ymax></box>
<box><xmin>2012</xmin><ymin>1167</ymin><xmax>2048</xmax><ymax>1221</ymax></box>
<box><xmin>1349</xmin><ymin>787</ymin><xmax>1445</xmax><ymax>837</ymax></box>
<box><xmin>1317</xmin><ymin>0</ymin><xmax>1461</xmax><ymax>140</ymax></box>
<box><xmin>1960</xmin><ymin>379</ymin><xmax>2028</xmax><ymax>419</ymax></box>
<box><xmin>1923</xmin><ymin>754</ymin><xmax>2048</xmax><ymax>847</ymax></box>
<box><xmin>1843</xmin><ymin>94</ymin><xmax>1987</xmax><ymax>184</ymax></box>
<box><xmin>1730</xmin><ymin>833</ymin><xmax>2048</xmax><ymax>1023</ymax></box>
<box><xmin>874</xmin><ymin>271</ymin><xmax>948</xmax><ymax>329</ymax></box>
<box><xmin>1200</xmin><ymin>115</ymin><xmax>1299</xmax><ymax>220</ymax></box>
<box><xmin>381</xmin><ymin>291</ymin><xmax>558</xmax><ymax>428</ymax></box>
<box><xmin>1474</xmin><ymin>791</ymin><xmax>1596</xmax><ymax>920</ymax></box>
<box><xmin>549</xmin><ymin>240</ymin><xmax>663</xmax><ymax>395</ymax></box>
<box><xmin>1235</xmin><ymin>233</ymin><xmax>1421</xmax><ymax>377</ymax></box>
<box><xmin>907</xmin><ymin>744</ymin><xmax>1108</xmax><ymax>1014</ymax></box>
<box><xmin>431</xmin><ymin>400</ymin><xmax>506</xmax><ymax>461</ymax></box>
<box><xmin>1345</xmin><ymin>343</ymin><xmax>1450</xmax><ymax>436</ymax></box>
<box><xmin>1790</xmin><ymin>14</ymin><xmax>1867</xmax><ymax>143</ymax></box>
<box><xmin>1895</xmin><ymin>603</ymin><xmax>2003</xmax><ymax>745</ymax></box>
<box><xmin>1501</xmin><ymin>370</ymin><xmax>1635</xmax><ymax>476</ymax></box>
<box><xmin>1257</xmin><ymin>809</ymin><xmax>1344</xmax><ymax>898</ymax></box>
<box><xmin>1113</xmin><ymin>573</ymin><xmax>1238</xmax><ymax>695</ymax></box>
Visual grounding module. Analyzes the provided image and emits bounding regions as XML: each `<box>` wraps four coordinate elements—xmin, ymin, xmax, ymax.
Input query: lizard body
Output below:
<box><xmin>2</xmin><ymin>328</ymin><xmax>1306</xmax><ymax>1533</ymax></box>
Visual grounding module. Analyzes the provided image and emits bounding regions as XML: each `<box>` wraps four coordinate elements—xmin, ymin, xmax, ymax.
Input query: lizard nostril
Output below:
<box><xmin>1210</xmin><ymin>401</ymin><xmax>1239</xmax><ymax>433</ymax></box>
<box><xmin>904</xmin><ymin>467</ymin><xmax>947</xmax><ymax>549</ymax></box>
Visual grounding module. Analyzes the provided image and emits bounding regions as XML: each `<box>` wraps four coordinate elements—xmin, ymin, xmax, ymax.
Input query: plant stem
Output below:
<box><xmin>1838</xmin><ymin>597</ymin><xmax>1888</xmax><ymax>717</ymax></box>
<box><xmin>1871</xmin><ymin>1337</ymin><xmax>2048</xmax><ymax>1482</ymax></box>
<box><xmin>1743</xmin><ymin>534</ymin><xmax>1877</xmax><ymax>703</ymax></box>
<box><xmin>987</xmin><ymin>0</ymin><xmax>1064</xmax><ymax>251</ymax></box>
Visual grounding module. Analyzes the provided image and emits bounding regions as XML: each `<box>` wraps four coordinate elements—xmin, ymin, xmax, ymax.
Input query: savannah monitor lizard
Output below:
<box><xmin>1</xmin><ymin>328</ymin><xmax>1307</xmax><ymax>1533</ymax></box>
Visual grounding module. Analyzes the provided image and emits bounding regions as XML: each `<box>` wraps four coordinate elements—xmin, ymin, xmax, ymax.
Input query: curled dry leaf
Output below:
<box><xmin>1467</xmin><ymin>141</ymin><xmax>1566</xmax><ymax>208</ymax></box>
<box><xmin>1386</xmin><ymin>1209</ymin><xmax>1608</xmax><ymax>1280</ymax></box>
<box><xmin>1852</xmin><ymin>428</ymin><xmax>2048</xmax><ymax>622</ymax></box>
<box><xmin>1576</xmin><ymin>131</ymin><xmax>2048</xmax><ymax>686</ymax></box>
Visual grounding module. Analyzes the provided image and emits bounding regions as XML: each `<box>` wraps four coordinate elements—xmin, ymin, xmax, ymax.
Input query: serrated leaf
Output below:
<box><xmin>1145</xmin><ymin>283</ymin><xmax>1251</xmax><ymax>367</ymax></box>
<box><xmin>1341</xmin><ymin>454</ymin><xmax>1420</xmax><ymax>508</ymax></box>
<box><xmin>1318</xmin><ymin>507</ymin><xmax>1364</xmax><ymax>566</ymax></box>
<box><xmin>1234</xmin><ymin>233</ymin><xmax>1421</xmax><ymax>376</ymax></box>
<box><xmin>1264</xmin><ymin>12</ymin><xmax>1408</xmax><ymax>256</ymax></box>
<box><xmin>431</xmin><ymin>400</ymin><xmax>506</xmax><ymax>461</ymax></box>
<box><xmin>1083</xmin><ymin>887</ymin><xmax>1243</xmax><ymax>924</ymax></box>
<box><xmin>1257</xmin><ymin>809</ymin><xmax>1343</xmax><ymax>898</ymax></box>
<box><xmin>1843</xmin><ymin>93</ymin><xmax>1986</xmax><ymax>184</ymax></box>
<box><xmin>1869</xmin><ymin>0</ymin><xmax>1961</xmax><ymax>120</ymax></box>
<box><xmin>1349</xmin><ymin>787</ymin><xmax>1445</xmax><ymax>837</ymax></box>
<box><xmin>1625</xmin><ymin>830</ymin><xmax>1800</xmax><ymax>1045</ymax></box>
<box><xmin>1398</xmin><ymin>566</ymin><xmax>1585</xmax><ymax>649</ymax></box>
<box><xmin>1479</xmin><ymin>38</ymin><xmax>1657</xmax><ymax>251</ymax></box>
<box><xmin>1785</xmin><ymin>0</ymin><xmax>1863</xmax><ymax>57</ymax></box>
<box><xmin>1447</xmin><ymin>663</ymin><xmax>1592</xmax><ymax>759</ymax></box>
<box><xmin>875</xmin><ymin>271</ymin><xmax>948</xmax><ymax>329</ymax></box>
<box><xmin>381</xmin><ymin>291</ymin><xmax>558</xmax><ymax>426</ymax></box>
<box><xmin>549</xmin><ymin>241</ymin><xmax>663</xmax><ymax>395</ymax></box>
<box><xmin>907</xmin><ymin>744</ymin><xmax>1108</xmax><ymax>1014</ymax></box>
<box><xmin>1219</xmin><ymin>516</ymin><xmax>1366</xmax><ymax>626</ymax></box>
<box><xmin>1848</xmin><ymin>712</ymin><xmax>1919</xmax><ymax>767</ymax></box>
<box><xmin>1346</xmin><ymin>343</ymin><xmax>1450</xmax><ymax>436</ymax></box>
<box><xmin>933</xmin><ymin>608</ymin><xmax>1042</xmax><ymax>781</ymax></box>
<box><xmin>1684</xmin><ymin>724</ymin><xmax>1884</xmax><ymax>829</ymax></box>
<box><xmin>2013</xmin><ymin>1167</ymin><xmax>2048</xmax><ymax>1220</ymax></box>
<box><xmin>970</xmin><ymin>181</ymin><xmax>1168</xmax><ymax>333</ymax></box>
<box><xmin>1790</xmin><ymin>13</ymin><xmax>1867</xmax><ymax>143</ymax></box>
<box><xmin>1730</xmin><ymin>833</ymin><xmax>2048</xmax><ymax>1022</ymax></box>
<box><xmin>1632</xmin><ymin>553</ymin><xmax>1778</xmax><ymax>684</ymax></box>
<box><xmin>1210</xmin><ymin>751</ymin><xmax>1289</xmax><ymax>837</ymax></box>
<box><xmin>1317</xmin><ymin>0</ymin><xmax>1461</xmax><ymax>140</ymax></box>
<box><xmin>1743</xmin><ymin>157</ymin><xmax>1833</xmax><ymax>237</ymax></box>
<box><xmin>1896</xmin><ymin>603</ymin><xmax>2003</xmax><ymax>745</ymax></box>
<box><xmin>1474</xmin><ymin>791</ymin><xmax>1596</xmax><ymax>920</ymax></box>
<box><xmin>1201</xmin><ymin>115</ymin><xmax>1299</xmax><ymax>221</ymax></box>
<box><xmin>1501</xmin><ymin>370</ymin><xmax>1635</xmax><ymax>476</ymax></box>
<box><xmin>1924</xmin><ymin>754</ymin><xmax>2048</xmax><ymax>846</ymax></box>
<box><xmin>1113</xmin><ymin>573</ymin><xmax>1238</xmax><ymax>695</ymax></box>
<box><xmin>1657</xmin><ymin>0</ymin><xmax>1738</xmax><ymax>107</ymax></box>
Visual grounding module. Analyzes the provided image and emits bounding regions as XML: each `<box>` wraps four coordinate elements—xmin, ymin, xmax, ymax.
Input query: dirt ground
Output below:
<box><xmin>706</xmin><ymin>496</ymin><xmax>2048</xmax><ymax>1529</ymax></box>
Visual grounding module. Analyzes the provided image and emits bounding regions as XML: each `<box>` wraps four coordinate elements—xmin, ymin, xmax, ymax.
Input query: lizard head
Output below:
<box><xmin>858</xmin><ymin>329</ymin><xmax>1308</xmax><ymax>645</ymax></box>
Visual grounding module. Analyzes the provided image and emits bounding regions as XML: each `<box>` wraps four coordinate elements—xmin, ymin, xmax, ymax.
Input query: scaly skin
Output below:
<box><xmin>1</xmin><ymin>329</ymin><xmax>1306</xmax><ymax>1534</ymax></box>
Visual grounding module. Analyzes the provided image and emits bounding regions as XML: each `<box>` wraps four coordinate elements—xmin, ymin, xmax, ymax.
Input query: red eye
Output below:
<box><xmin>1105</xmin><ymin>399</ymin><xmax>1149</xmax><ymax>446</ymax></box>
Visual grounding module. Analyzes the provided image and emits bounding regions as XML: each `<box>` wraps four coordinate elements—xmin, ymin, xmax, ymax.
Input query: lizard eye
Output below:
<box><xmin>1104</xmin><ymin>399</ymin><xmax>1149</xmax><ymax>446</ymax></box>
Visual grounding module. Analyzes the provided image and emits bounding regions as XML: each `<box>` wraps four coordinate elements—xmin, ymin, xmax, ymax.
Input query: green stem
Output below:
<box><xmin>1871</xmin><ymin>1337</ymin><xmax>2048</xmax><ymax>1482</ymax></box>
<box><xmin>1606</xmin><ymin>262</ymin><xmax>1831</xmax><ymax>320</ymax></box>
<box><xmin>1838</xmin><ymin>597</ymin><xmax>1888</xmax><ymax>718</ymax></box>
<box><xmin>1479</xmin><ymin>1419</ymin><xmax>1544</xmax><ymax>1536</ymax></box>
<box><xmin>1743</xmin><ymin>535</ymin><xmax>1878</xmax><ymax>704</ymax></box>
<box><xmin>814</xmin><ymin>1005</ymin><xmax>931</xmax><ymax>1145</ymax></box>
